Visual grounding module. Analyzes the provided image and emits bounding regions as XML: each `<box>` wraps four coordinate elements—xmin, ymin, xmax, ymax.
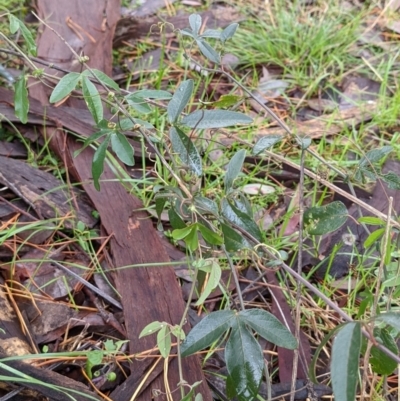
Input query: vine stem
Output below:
<box><xmin>223</xmin><ymin>245</ymin><xmax>245</xmax><ymax>311</ymax></box>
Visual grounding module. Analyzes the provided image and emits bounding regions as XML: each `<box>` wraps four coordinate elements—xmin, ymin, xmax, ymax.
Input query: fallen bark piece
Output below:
<box><xmin>0</xmin><ymin>156</ymin><xmax>96</xmax><ymax>230</ymax></box>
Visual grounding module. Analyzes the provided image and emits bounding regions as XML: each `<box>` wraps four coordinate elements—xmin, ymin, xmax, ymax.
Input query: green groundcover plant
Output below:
<box><xmin>1</xmin><ymin>9</ymin><xmax>400</xmax><ymax>401</ymax></box>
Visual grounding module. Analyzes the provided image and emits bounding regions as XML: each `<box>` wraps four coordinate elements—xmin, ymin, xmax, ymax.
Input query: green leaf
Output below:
<box><xmin>194</xmin><ymin>393</ymin><xmax>203</xmax><ymax>401</ymax></box>
<box><xmin>221</xmin><ymin>223</ymin><xmax>250</xmax><ymax>252</ymax></box>
<box><xmin>369</xmin><ymin>328</ymin><xmax>397</xmax><ymax>375</ymax></box>
<box><xmin>225</xmin><ymin>149</ymin><xmax>246</xmax><ymax>191</ymax></box>
<box><xmin>197</xmin><ymin>224</ymin><xmax>223</xmax><ymax>245</ymax></box>
<box><xmin>304</xmin><ymin>201</ymin><xmax>348</xmax><ymax>235</ymax></box>
<box><xmin>110</xmin><ymin>132</ymin><xmax>134</xmax><ymax>166</ymax></box>
<box><xmin>309</xmin><ymin>323</ymin><xmax>346</xmax><ymax>384</ymax></box>
<box><xmin>359</xmin><ymin>146</ymin><xmax>392</xmax><ymax>167</ymax></box>
<box><xmin>195</xmin><ymin>260</ymin><xmax>222</xmax><ymax>305</ymax></box>
<box><xmin>14</xmin><ymin>75</ymin><xmax>29</xmax><ymax>124</ymax></box>
<box><xmin>92</xmin><ymin>135</ymin><xmax>111</xmax><ymax>190</ymax></box>
<box><xmin>182</xmin><ymin>110</ymin><xmax>252</xmax><ymax>129</ymax></box>
<box><xmin>155</xmin><ymin>197</ymin><xmax>167</xmax><ymax>223</ymax></box>
<box><xmin>357</xmin><ymin>216</ymin><xmax>384</xmax><ymax>225</ymax></box>
<box><xmin>374</xmin><ymin>312</ymin><xmax>400</xmax><ymax>331</ymax></box>
<box><xmin>181</xmin><ymin>310</ymin><xmax>235</xmax><ymax>356</ymax></box>
<box><xmin>363</xmin><ymin>228</ymin><xmax>384</xmax><ymax>249</ymax></box>
<box><xmin>157</xmin><ymin>325</ymin><xmax>171</xmax><ymax>358</ymax></box>
<box><xmin>180</xmin><ymin>28</ymin><xmax>195</xmax><ymax>39</ymax></box>
<box><xmin>170</xmin><ymin>127</ymin><xmax>202</xmax><ymax>176</ymax></box>
<box><xmin>189</xmin><ymin>14</ymin><xmax>202</xmax><ymax>36</ymax></box>
<box><xmin>383</xmin><ymin>275</ymin><xmax>400</xmax><ymax>288</ymax></box>
<box><xmin>331</xmin><ymin>322</ymin><xmax>361</xmax><ymax>401</ymax></box>
<box><xmin>180</xmin><ymin>382</ymin><xmax>203</xmax><ymax>401</ymax></box>
<box><xmin>167</xmin><ymin>79</ymin><xmax>194</xmax><ymax>123</ymax></box>
<box><xmin>212</xmin><ymin>94</ymin><xmax>241</xmax><ymax>108</ymax></box>
<box><xmin>194</xmin><ymin>196</ymin><xmax>219</xmax><ymax>216</ymax></box>
<box><xmin>221</xmin><ymin>199</ymin><xmax>262</xmax><ymax>242</ymax></box>
<box><xmin>200</xmin><ymin>29</ymin><xmax>221</xmax><ymax>39</ymax></box>
<box><xmin>184</xmin><ymin>225</ymin><xmax>199</xmax><ymax>252</ymax></box>
<box><xmin>81</xmin><ymin>69</ymin><xmax>119</xmax><ymax>91</ymax></box>
<box><xmin>8</xmin><ymin>14</ymin><xmax>19</xmax><ymax>33</ymax></box>
<box><xmin>139</xmin><ymin>321</ymin><xmax>163</xmax><ymax>338</ymax></box>
<box><xmin>86</xmin><ymin>350</ymin><xmax>103</xmax><ymax>379</ymax></box>
<box><xmin>168</xmin><ymin>206</ymin><xmax>186</xmax><ymax>230</ymax></box>
<box><xmin>253</xmin><ymin>135</ymin><xmax>283</xmax><ymax>155</ymax></box>
<box><xmin>17</xmin><ymin>19</ymin><xmax>37</xmax><ymax>56</ymax></box>
<box><xmin>172</xmin><ymin>225</ymin><xmax>193</xmax><ymax>240</ymax></box>
<box><xmin>49</xmin><ymin>72</ymin><xmax>81</xmax><ymax>103</ymax></box>
<box><xmin>74</xmin><ymin>127</ymin><xmax>111</xmax><ymax>157</ymax></box>
<box><xmin>225</xmin><ymin>320</ymin><xmax>264</xmax><ymax>400</ymax></box>
<box><xmin>381</xmin><ymin>172</ymin><xmax>400</xmax><ymax>190</ymax></box>
<box><xmin>134</xmin><ymin>89</ymin><xmax>172</xmax><ymax>100</ymax></box>
<box><xmin>103</xmin><ymin>339</ymin><xmax>117</xmax><ymax>351</ymax></box>
<box><xmin>125</xmin><ymin>94</ymin><xmax>152</xmax><ymax>114</ymax></box>
<box><xmin>196</xmin><ymin>39</ymin><xmax>220</xmax><ymax>64</ymax></box>
<box><xmin>170</xmin><ymin>325</ymin><xmax>186</xmax><ymax>341</ymax></box>
<box><xmin>221</xmin><ymin>23</ymin><xmax>239</xmax><ymax>42</ymax></box>
<box><xmin>297</xmin><ymin>136</ymin><xmax>311</xmax><ymax>150</ymax></box>
<box><xmin>239</xmin><ymin>309</ymin><xmax>297</xmax><ymax>349</ymax></box>
<box><xmin>82</xmin><ymin>76</ymin><xmax>103</xmax><ymax>124</ymax></box>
